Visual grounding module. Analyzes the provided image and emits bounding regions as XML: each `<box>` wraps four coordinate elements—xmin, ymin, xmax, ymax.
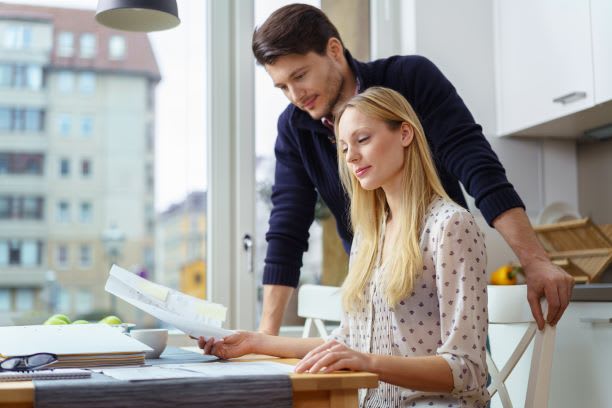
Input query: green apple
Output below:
<box><xmin>72</xmin><ymin>320</ymin><xmax>89</xmax><ymax>324</ymax></box>
<box><xmin>50</xmin><ymin>314</ymin><xmax>71</xmax><ymax>324</ymax></box>
<box><xmin>44</xmin><ymin>317</ymin><xmax>69</xmax><ymax>325</ymax></box>
<box><xmin>99</xmin><ymin>315</ymin><xmax>122</xmax><ymax>325</ymax></box>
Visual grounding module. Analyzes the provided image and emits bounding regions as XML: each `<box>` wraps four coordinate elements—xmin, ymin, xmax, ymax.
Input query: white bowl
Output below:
<box><xmin>130</xmin><ymin>329</ymin><xmax>168</xmax><ymax>359</ymax></box>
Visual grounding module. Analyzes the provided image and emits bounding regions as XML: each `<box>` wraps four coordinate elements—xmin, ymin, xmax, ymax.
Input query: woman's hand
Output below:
<box><xmin>294</xmin><ymin>339</ymin><xmax>373</xmax><ymax>374</ymax></box>
<box><xmin>197</xmin><ymin>331</ymin><xmax>259</xmax><ymax>360</ymax></box>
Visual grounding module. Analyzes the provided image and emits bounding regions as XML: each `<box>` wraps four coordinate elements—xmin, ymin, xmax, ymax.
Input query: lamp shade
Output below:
<box><xmin>96</xmin><ymin>0</ymin><xmax>180</xmax><ymax>32</ymax></box>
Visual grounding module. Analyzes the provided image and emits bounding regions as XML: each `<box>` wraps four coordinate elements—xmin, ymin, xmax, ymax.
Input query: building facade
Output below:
<box><xmin>0</xmin><ymin>4</ymin><xmax>159</xmax><ymax>324</ymax></box>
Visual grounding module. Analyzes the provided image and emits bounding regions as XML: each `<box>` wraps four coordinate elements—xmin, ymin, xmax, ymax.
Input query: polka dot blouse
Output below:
<box><xmin>330</xmin><ymin>197</ymin><xmax>490</xmax><ymax>407</ymax></box>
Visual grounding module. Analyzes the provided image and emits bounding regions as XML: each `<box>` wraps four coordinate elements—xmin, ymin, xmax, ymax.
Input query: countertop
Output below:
<box><xmin>571</xmin><ymin>283</ymin><xmax>612</xmax><ymax>302</ymax></box>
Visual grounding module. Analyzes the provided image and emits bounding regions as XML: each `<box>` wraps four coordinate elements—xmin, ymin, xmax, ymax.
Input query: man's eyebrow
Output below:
<box><xmin>273</xmin><ymin>66</ymin><xmax>308</xmax><ymax>88</ymax></box>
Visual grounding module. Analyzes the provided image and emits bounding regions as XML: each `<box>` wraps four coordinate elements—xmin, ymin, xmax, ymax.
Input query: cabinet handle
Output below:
<box><xmin>580</xmin><ymin>317</ymin><xmax>612</xmax><ymax>324</ymax></box>
<box><xmin>552</xmin><ymin>91</ymin><xmax>587</xmax><ymax>105</ymax></box>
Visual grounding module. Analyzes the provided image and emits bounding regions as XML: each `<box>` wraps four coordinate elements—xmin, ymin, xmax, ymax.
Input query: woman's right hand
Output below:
<box><xmin>197</xmin><ymin>331</ymin><xmax>258</xmax><ymax>360</ymax></box>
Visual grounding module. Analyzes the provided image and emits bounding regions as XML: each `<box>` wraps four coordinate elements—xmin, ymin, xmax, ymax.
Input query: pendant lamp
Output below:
<box><xmin>96</xmin><ymin>0</ymin><xmax>180</xmax><ymax>32</ymax></box>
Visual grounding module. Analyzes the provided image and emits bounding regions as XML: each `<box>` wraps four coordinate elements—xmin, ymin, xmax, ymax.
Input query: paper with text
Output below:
<box><xmin>105</xmin><ymin>265</ymin><xmax>233</xmax><ymax>338</ymax></box>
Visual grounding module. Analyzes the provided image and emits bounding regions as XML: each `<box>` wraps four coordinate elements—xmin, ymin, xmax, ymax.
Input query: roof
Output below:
<box><xmin>0</xmin><ymin>2</ymin><xmax>160</xmax><ymax>81</ymax></box>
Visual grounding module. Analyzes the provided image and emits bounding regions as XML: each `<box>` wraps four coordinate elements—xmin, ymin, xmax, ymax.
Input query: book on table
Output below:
<box><xmin>0</xmin><ymin>324</ymin><xmax>151</xmax><ymax>368</ymax></box>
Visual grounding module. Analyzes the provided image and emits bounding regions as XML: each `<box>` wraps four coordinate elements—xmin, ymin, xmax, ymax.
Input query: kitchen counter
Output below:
<box><xmin>571</xmin><ymin>283</ymin><xmax>612</xmax><ymax>301</ymax></box>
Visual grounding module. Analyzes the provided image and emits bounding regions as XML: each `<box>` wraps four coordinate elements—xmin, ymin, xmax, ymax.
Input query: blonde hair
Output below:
<box><xmin>335</xmin><ymin>87</ymin><xmax>450</xmax><ymax>310</ymax></box>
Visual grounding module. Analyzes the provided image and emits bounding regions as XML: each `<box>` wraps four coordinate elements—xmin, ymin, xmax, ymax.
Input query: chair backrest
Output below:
<box><xmin>297</xmin><ymin>284</ymin><xmax>342</xmax><ymax>338</ymax></box>
<box><xmin>487</xmin><ymin>285</ymin><xmax>556</xmax><ymax>408</ymax></box>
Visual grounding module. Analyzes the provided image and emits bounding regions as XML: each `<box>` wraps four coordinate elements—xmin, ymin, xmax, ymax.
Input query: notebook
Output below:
<box><xmin>0</xmin><ymin>368</ymin><xmax>91</xmax><ymax>382</ymax></box>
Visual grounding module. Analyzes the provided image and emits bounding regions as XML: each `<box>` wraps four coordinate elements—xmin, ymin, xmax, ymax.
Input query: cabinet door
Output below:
<box><xmin>549</xmin><ymin>302</ymin><xmax>612</xmax><ymax>408</ymax></box>
<box><xmin>494</xmin><ymin>0</ymin><xmax>594</xmax><ymax>135</ymax></box>
<box><xmin>591</xmin><ymin>0</ymin><xmax>612</xmax><ymax>104</ymax></box>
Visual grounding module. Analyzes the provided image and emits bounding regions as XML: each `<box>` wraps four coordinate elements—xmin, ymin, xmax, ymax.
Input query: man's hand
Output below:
<box><xmin>523</xmin><ymin>257</ymin><xmax>574</xmax><ymax>330</ymax></box>
<box><xmin>492</xmin><ymin>207</ymin><xmax>575</xmax><ymax>330</ymax></box>
<box><xmin>294</xmin><ymin>339</ymin><xmax>372</xmax><ymax>374</ymax></box>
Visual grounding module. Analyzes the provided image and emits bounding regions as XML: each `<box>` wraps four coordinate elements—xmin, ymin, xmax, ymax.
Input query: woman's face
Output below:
<box><xmin>337</xmin><ymin>107</ymin><xmax>413</xmax><ymax>193</ymax></box>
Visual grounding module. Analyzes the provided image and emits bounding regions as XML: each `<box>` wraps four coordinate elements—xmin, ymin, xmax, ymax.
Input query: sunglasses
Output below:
<box><xmin>0</xmin><ymin>352</ymin><xmax>58</xmax><ymax>372</ymax></box>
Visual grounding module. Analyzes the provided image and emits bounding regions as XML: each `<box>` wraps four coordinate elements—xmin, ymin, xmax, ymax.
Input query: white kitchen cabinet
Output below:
<box><xmin>494</xmin><ymin>0</ymin><xmax>595</xmax><ymax>136</ymax></box>
<box><xmin>489</xmin><ymin>301</ymin><xmax>612</xmax><ymax>407</ymax></box>
<box><xmin>591</xmin><ymin>0</ymin><xmax>612</xmax><ymax>104</ymax></box>
<box><xmin>549</xmin><ymin>302</ymin><xmax>612</xmax><ymax>407</ymax></box>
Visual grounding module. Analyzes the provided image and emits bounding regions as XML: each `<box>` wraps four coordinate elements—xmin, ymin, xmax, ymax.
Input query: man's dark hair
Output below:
<box><xmin>252</xmin><ymin>4</ymin><xmax>343</xmax><ymax>65</ymax></box>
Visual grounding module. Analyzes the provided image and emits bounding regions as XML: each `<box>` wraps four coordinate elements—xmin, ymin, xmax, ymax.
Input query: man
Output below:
<box><xmin>254</xmin><ymin>4</ymin><xmax>573</xmax><ymax>335</ymax></box>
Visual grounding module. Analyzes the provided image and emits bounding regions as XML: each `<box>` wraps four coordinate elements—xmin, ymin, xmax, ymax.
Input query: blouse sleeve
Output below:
<box><xmin>434</xmin><ymin>210</ymin><xmax>489</xmax><ymax>397</ymax></box>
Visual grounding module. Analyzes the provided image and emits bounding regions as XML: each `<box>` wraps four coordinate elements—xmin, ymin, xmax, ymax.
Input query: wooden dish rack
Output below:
<box><xmin>534</xmin><ymin>219</ymin><xmax>612</xmax><ymax>283</ymax></box>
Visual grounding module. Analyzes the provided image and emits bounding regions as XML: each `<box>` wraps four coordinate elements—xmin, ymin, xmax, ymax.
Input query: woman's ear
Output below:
<box><xmin>400</xmin><ymin>122</ymin><xmax>414</xmax><ymax>147</ymax></box>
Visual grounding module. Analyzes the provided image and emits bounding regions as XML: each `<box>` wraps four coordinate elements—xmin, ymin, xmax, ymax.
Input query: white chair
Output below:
<box><xmin>487</xmin><ymin>284</ymin><xmax>557</xmax><ymax>408</ymax></box>
<box><xmin>297</xmin><ymin>284</ymin><xmax>342</xmax><ymax>338</ymax></box>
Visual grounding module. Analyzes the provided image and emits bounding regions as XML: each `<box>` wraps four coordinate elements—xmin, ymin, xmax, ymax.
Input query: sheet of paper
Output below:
<box><xmin>100</xmin><ymin>366</ymin><xmax>209</xmax><ymax>381</ymax></box>
<box><xmin>159</xmin><ymin>361</ymin><xmax>296</xmax><ymax>377</ymax></box>
<box><xmin>105</xmin><ymin>265</ymin><xmax>233</xmax><ymax>338</ymax></box>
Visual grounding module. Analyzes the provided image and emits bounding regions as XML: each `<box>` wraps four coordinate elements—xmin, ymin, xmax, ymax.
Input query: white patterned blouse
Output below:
<box><xmin>330</xmin><ymin>197</ymin><xmax>490</xmax><ymax>407</ymax></box>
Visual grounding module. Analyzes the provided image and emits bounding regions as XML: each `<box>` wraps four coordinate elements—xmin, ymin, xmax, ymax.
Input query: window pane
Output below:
<box><xmin>79</xmin><ymin>33</ymin><xmax>96</xmax><ymax>58</ymax></box>
<box><xmin>57</xmin><ymin>31</ymin><xmax>74</xmax><ymax>57</ymax></box>
<box><xmin>80</xmin><ymin>201</ymin><xmax>92</xmax><ymax>223</ymax></box>
<box><xmin>59</xmin><ymin>158</ymin><xmax>70</xmax><ymax>176</ymax></box>
<box><xmin>0</xmin><ymin>289</ymin><xmax>10</xmax><ymax>312</ymax></box>
<box><xmin>24</xmin><ymin>109</ymin><xmax>43</xmax><ymax>132</ymax></box>
<box><xmin>81</xmin><ymin>159</ymin><xmax>91</xmax><ymax>176</ymax></box>
<box><xmin>108</xmin><ymin>35</ymin><xmax>126</xmax><ymax>60</ymax></box>
<box><xmin>15</xmin><ymin>288</ymin><xmax>34</xmax><ymax>311</ymax></box>
<box><xmin>26</xmin><ymin>65</ymin><xmax>43</xmax><ymax>90</ymax></box>
<box><xmin>0</xmin><ymin>241</ymin><xmax>8</xmax><ymax>265</ymax></box>
<box><xmin>57</xmin><ymin>71</ymin><xmax>74</xmax><ymax>92</ymax></box>
<box><xmin>57</xmin><ymin>201</ymin><xmax>70</xmax><ymax>222</ymax></box>
<box><xmin>56</xmin><ymin>244</ymin><xmax>68</xmax><ymax>267</ymax></box>
<box><xmin>80</xmin><ymin>116</ymin><xmax>93</xmax><ymax>136</ymax></box>
<box><xmin>21</xmin><ymin>240</ymin><xmax>38</xmax><ymax>266</ymax></box>
<box><xmin>78</xmin><ymin>72</ymin><xmax>96</xmax><ymax>94</ymax></box>
<box><xmin>79</xmin><ymin>244</ymin><xmax>92</xmax><ymax>267</ymax></box>
<box><xmin>58</xmin><ymin>114</ymin><xmax>71</xmax><ymax>136</ymax></box>
<box><xmin>0</xmin><ymin>65</ymin><xmax>11</xmax><ymax>87</ymax></box>
<box><xmin>0</xmin><ymin>196</ymin><xmax>11</xmax><ymax>218</ymax></box>
<box><xmin>0</xmin><ymin>107</ymin><xmax>10</xmax><ymax>130</ymax></box>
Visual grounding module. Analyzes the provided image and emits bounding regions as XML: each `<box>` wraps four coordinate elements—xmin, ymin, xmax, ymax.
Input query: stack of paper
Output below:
<box><xmin>105</xmin><ymin>265</ymin><xmax>233</xmax><ymax>338</ymax></box>
<box><xmin>0</xmin><ymin>324</ymin><xmax>151</xmax><ymax>368</ymax></box>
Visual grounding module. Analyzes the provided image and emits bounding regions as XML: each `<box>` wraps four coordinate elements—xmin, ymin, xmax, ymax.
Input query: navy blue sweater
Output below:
<box><xmin>263</xmin><ymin>51</ymin><xmax>524</xmax><ymax>287</ymax></box>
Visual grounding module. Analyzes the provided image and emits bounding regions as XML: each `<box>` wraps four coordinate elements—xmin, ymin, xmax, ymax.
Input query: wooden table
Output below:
<box><xmin>0</xmin><ymin>355</ymin><xmax>378</xmax><ymax>408</ymax></box>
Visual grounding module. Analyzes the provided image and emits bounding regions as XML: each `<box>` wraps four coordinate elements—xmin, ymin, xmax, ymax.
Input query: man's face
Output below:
<box><xmin>265</xmin><ymin>51</ymin><xmax>344</xmax><ymax>120</ymax></box>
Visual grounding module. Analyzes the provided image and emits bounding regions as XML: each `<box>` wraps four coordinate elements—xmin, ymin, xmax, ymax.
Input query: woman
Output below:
<box><xmin>199</xmin><ymin>87</ymin><xmax>489</xmax><ymax>407</ymax></box>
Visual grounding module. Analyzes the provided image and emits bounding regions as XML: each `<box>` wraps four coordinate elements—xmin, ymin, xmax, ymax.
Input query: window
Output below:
<box><xmin>79</xmin><ymin>245</ymin><xmax>92</xmax><ymax>267</ymax></box>
<box><xmin>0</xmin><ymin>196</ymin><xmax>11</xmax><ymax>218</ymax></box>
<box><xmin>59</xmin><ymin>158</ymin><xmax>70</xmax><ymax>177</ymax></box>
<box><xmin>57</xmin><ymin>31</ymin><xmax>74</xmax><ymax>57</ymax></box>
<box><xmin>81</xmin><ymin>116</ymin><xmax>93</xmax><ymax>137</ymax></box>
<box><xmin>22</xmin><ymin>197</ymin><xmax>43</xmax><ymax>220</ymax></box>
<box><xmin>0</xmin><ymin>289</ymin><xmax>10</xmax><ymax>312</ymax></box>
<box><xmin>75</xmin><ymin>289</ymin><xmax>93</xmax><ymax>313</ymax></box>
<box><xmin>4</xmin><ymin>26</ymin><xmax>32</xmax><ymax>49</ymax></box>
<box><xmin>108</xmin><ymin>35</ymin><xmax>126</xmax><ymax>60</ymax></box>
<box><xmin>80</xmin><ymin>201</ymin><xmax>92</xmax><ymax>223</ymax></box>
<box><xmin>8</xmin><ymin>240</ymin><xmax>20</xmax><ymax>265</ymax></box>
<box><xmin>24</xmin><ymin>109</ymin><xmax>43</xmax><ymax>132</ymax></box>
<box><xmin>78</xmin><ymin>72</ymin><xmax>96</xmax><ymax>94</ymax></box>
<box><xmin>57</xmin><ymin>288</ymin><xmax>71</xmax><ymax>312</ymax></box>
<box><xmin>15</xmin><ymin>289</ymin><xmax>34</xmax><ymax>312</ymax></box>
<box><xmin>58</xmin><ymin>114</ymin><xmax>71</xmax><ymax>136</ymax></box>
<box><xmin>26</xmin><ymin>65</ymin><xmax>43</xmax><ymax>90</ymax></box>
<box><xmin>21</xmin><ymin>240</ymin><xmax>39</xmax><ymax>266</ymax></box>
<box><xmin>56</xmin><ymin>244</ymin><xmax>69</xmax><ymax>267</ymax></box>
<box><xmin>0</xmin><ymin>241</ymin><xmax>7</xmax><ymax>265</ymax></box>
<box><xmin>57</xmin><ymin>71</ymin><xmax>75</xmax><ymax>93</ymax></box>
<box><xmin>0</xmin><ymin>108</ymin><xmax>10</xmax><ymax>130</ymax></box>
<box><xmin>79</xmin><ymin>33</ymin><xmax>96</xmax><ymax>58</ymax></box>
<box><xmin>57</xmin><ymin>201</ymin><xmax>70</xmax><ymax>222</ymax></box>
<box><xmin>81</xmin><ymin>159</ymin><xmax>91</xmax><ymax>177</ymax></box>
<box><xmin>0</xmin><ymin>65</ymin><xmax>11</xmax><ymax>87</ymax></box>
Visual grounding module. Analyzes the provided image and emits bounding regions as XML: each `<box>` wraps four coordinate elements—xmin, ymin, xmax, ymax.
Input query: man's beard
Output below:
<box><xmin>312</xmin><ymin>68</ymin><xmax>344</xmax><ymax>120</ymax></box>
